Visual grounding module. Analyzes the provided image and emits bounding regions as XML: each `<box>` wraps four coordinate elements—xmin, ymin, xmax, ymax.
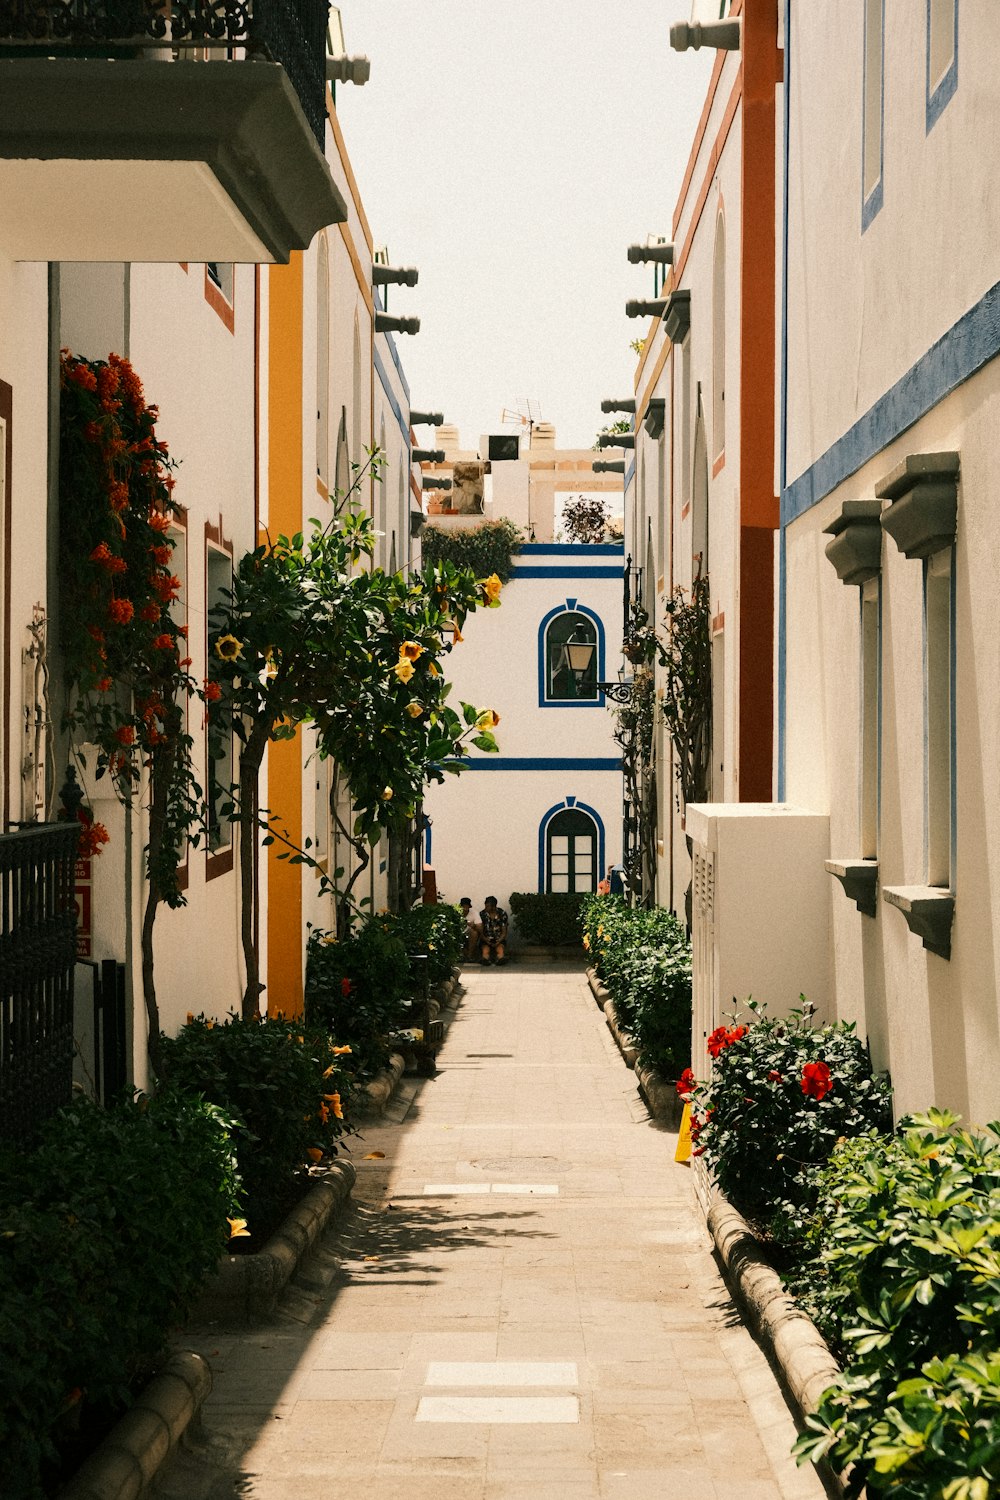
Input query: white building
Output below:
<box><xmin>423</xmin><ymin>430</ymin><xmax>625</xmax><ymax>931</ymax></box>
<box><xmin>781</xmin><ymin>0</ymin><xmax>1000</xmax><ymax>1121</ymax></box>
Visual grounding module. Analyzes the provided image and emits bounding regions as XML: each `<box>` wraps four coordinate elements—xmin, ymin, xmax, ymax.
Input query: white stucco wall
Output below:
<box><xmin>424</xmin><ymin>545</ymin><xmax>625</xmax><ymax>932</ymax></box>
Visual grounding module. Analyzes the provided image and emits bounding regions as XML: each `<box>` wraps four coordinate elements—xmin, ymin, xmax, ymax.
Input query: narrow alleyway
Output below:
<box><xmin>154</xmin><ymin>964</ymin><xmax>824</xmax><ymax>1500</ymax></box>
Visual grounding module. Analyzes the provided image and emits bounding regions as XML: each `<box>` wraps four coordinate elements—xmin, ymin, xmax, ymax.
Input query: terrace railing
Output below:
<box><xmin>0</xmin><ymin>823</ymin><xmax>78</xmax><ymax>1143</ymax></box>
<box><xmin>0</xmin><ymin>0</ymin><xmax>330</xmax><ymax>144</ymax></box>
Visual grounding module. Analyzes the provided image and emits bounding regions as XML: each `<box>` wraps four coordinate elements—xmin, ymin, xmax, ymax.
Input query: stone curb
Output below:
<box><xmin>706</xmin><ymin>1190</ymin><xmax>847</xmax><ymax>1496</ymax></box>
<box><xmin>603</xmin><ymin>997</ymin><xmax>639</xmax><ymax>1069</ymax></box>
<box><xmin>586</xmin><ymin>966</ymin><xmax>610</xmax><ymax>1006</ymax></box>
<box><xmin>60</xmin><ymin>1351</ymin><xmax>212</xmax><ymax>1500</ymax></box>
<box><xmin>189</xmin><ymin>1159</ymin><xmax>357</xmax><ymax>1323</ymax></box>
<box><xmin>358</xmin><ymin>968</ymin><xmax>465</xmax><ymax>1117</ymax></box>
<box><xmin>635</xmin><ymin>1058</ymin><xmax>683</xmax><ymax>1127</ymax></box>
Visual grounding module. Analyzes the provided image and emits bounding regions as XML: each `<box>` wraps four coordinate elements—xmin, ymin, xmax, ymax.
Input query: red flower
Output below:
<box><xmin>114</xmin><ymin>724</ymin><xmax>135</xmax><ymax>746</ymax></box>
<box><xmin>801</xmin><ymin>1061</ymin><xmax>832</xmax><ymax>1101</ymax></box>
<box><xmin>139</xmin><ymin>603</ymin><xmax>161</xmax><ymax>622</ymax></box>
<box><xmin>149</xmin><ymin>544</ymin><xmax>172</xmax><ymax>566</ymax></box>
<box><xmin>95</xmin><ymin>676</ymin><xmax>113</xmax><ymax>692</ymax></box>
<box><xmin>767</xmin><ymin>1070</ymin><xmax>783</xmax><ymax>1082</ymax></box>
<box><xmin>109</xmin><ymin>482</ymin><xmax>129</xmax><ymax>512</ymax></box>
<box><xmin>76</xmin><ymin>818</ymin><xmax>110</xmax><ymax>857</ymax></box>
<box><xmin>177</xmin><ymin>624</ymin><xmax>189</xmax><ymax>638</ymax></box>
<box><xmin>97</xmin><ymin>364</ymin><xmax>120</xmax><ymax>400</ymax></box>
<box><xmin>203</xmin><ymin>680</ymin><xmax>222</xmax><ymax>702</ymax></box>
<box><xmin>151</xmin><ymin>633</ymin><xmax>174</xmax><ymax>650</ymax></box>
<box><xmin>340</xmin><ymin>978</ymin><xmax>352</xmax><ymax>998</ymax></box>
<box><xmin>107</xmin><ymin>598</ymin><xmax>134</xmax><ymax>624</ymax></box>
<box><xmin>149</xmin><ymin>511</ymin><xmax>172</xmax><ymax>535</ymax></box>
<box><xmin>707</xmin><ymin>1024</ymin><xmax>746</xmax><ymax>1060</ymax></box>
<box><xmin>68</xmin><ymin>362</ymin><xmax>97</xmax><ymax>391</ymax></box>
<box><xmin>676</xmin><ymin>1068</ymin><xmax>696</xmax><ymax>1098</ymax></box>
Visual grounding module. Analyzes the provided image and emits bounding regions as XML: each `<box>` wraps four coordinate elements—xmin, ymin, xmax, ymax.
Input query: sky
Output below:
<box><xmin>336</xmin><ymin>2</ymin><xmax>715</xmax><ymax>453</ymax></box>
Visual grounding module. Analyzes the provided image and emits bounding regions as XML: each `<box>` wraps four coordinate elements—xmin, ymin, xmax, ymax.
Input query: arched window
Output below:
<box><xmin>544</xmin><ymin>609</ymin><xmax>598</xmax><ymax>702</ymax></box>
<box><xmin>712</xmin><ymin>210</ymin><xmax>726</xmax><ymax>462</ymax></box>
<box><xmin>316</xmin><ymin>234</ymin><xmax>330</xmax><ymax>488</ymax></box>
<box><xmin>352</xmin><ymin>315</ymin><xmax>363</xmax><ymax>473</ymax></box>
<box><xmin>545</xmin><ymin>807</ymin><xmax>598</xmax><ymax>894</ymax></box>
<box><xmin>692</xmin><ymin>386</ymin><xmax>709</xmax><ymax>579</ymax></box>
<box><xmin>335</xmin><ymin>405</ymin><xmax>349</xmax><ymax>502</ymax></box>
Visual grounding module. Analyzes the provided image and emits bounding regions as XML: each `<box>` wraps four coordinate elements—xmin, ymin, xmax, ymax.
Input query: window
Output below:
<box><xmin>926</xmin><ymin>0</ymin><xmax>958</xmax><ymax>131</ymax></box>
<box><xmin>352</xmin><ymin>315</ymin><xmax>363</xmax><ymax>475</ymax></box>
<box><xmin>711</xmin><ymin>627</ymin><xmax>725</xmax><ymax>801</ymax></box>
<box><xmin>860</xmin><ymin>578</ymin><xmax>881</xmax><ymax>859</ymax></box>
<box><xmin>679</xmin><ymin>335</ymin><xmax>692</xmax><ymax>518</ymax></box>
<box><xmin>316</xmin><ymin>236</ymin><xmax>330</xmax><ymax>490</ymax></box>
<box><xmin>712</xmin><ymin>211</ymin><xmax>726</xmax><ymax>463</ymax></box>
<box><xmin>335</xmin><ymin>406</ymin><xmax>349</xmax><ymax>503</ymax></box>
<box><xmin>924</xmin><ymin>549</ymin><xmax>954</xmax><ymax>888</ymax></box>
<box><xmin>862</xmin><ymin>0</ymin><xmax>884</xmax><ymax>229</ymax></box>
<box><xmin>544</xmin><ymin>610</ymin><xmax>598</xmax><ymax>702</ymax></box>
<box><xmin>691</xmin><ymin>387</ymin><xmax>709</xmax><ymax>579</ymax></box>
<box><xmin>204</xmin><ymin>263</ymin><xmax>235</xmax><ymax>331</ymax></box>
<box><xmin>205</xmin><ymin>532</ymin><xmax>235</xmax><ymax>871</ymax></box>
<box><xmin>546</xmin><ymin>808</ymin><xmax>598</xmax><ymax>894</ymax></box>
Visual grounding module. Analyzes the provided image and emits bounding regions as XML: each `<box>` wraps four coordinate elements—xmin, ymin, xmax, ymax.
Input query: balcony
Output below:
<box><xmin>0</xmin><ymin>0</ymin><xmax>347</xmax><ymax>263</ymax></box>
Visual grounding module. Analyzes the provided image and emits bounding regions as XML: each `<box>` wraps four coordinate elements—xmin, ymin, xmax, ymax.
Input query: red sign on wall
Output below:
<box><xmin>74</xmin><ymin>873</ymin><xmax>92</xmax><ymax>960</ymax></box>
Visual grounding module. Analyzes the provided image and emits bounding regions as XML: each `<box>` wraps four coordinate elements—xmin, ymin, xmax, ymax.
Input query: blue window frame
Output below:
<box><xmin>926</xmin><ymin>0</ymin><xmax>958</xmax><ymax>132</ymax></box>
<box><xmin>538</xmin><ymin>601</ymin><xmax>606</xmax><ymax>708</ymax></box>
<box><xmin>862</xmin><ymin>0</ymin><xmax>885</xmax><ymax>232</ymax></box>
<box><xmin>538</xmin><ymin>798</ymin><xmax>606</xmax><ymax>894</ymax></box>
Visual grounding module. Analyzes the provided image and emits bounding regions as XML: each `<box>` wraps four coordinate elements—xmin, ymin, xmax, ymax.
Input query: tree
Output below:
<box><xmin>561</xmin><ymin>495</ymin><xmax>613</xmax><ymax>545</ymax></box>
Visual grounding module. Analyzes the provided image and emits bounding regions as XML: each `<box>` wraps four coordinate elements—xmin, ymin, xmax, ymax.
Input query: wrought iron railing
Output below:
<box><xmin>0</xmin><ymin>0</ymin><xmax>330</xmax><ymax>144</ymax></box>
<box><xmin>0</xmin><ymin>823</ymin><xmax>78</xmax><ymax>1143</ymax></box>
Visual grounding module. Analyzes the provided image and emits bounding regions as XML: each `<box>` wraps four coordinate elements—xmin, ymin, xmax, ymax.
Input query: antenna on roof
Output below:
<box><xmin>498</xmin><ymin>397</ymin><xmax>543</xmax><ymax>436</ymax></box>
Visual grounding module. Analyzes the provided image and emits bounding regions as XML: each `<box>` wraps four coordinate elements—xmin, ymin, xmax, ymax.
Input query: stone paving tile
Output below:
<box><xmin>154</xmin><ymin>962</ymin><xmax>824</xmax><ymax>1500</ymax></box>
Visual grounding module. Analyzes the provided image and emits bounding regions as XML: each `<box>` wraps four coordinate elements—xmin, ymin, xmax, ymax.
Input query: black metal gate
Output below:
<box><xmin>0</xmin><ymin>823</ymin><xmax>78</xmax><ymax>1143</ymax></box>
<box><xmin>76</xmin><ymin>959</ymin><xmax>128</xmax><ymax>1106</ymax></box>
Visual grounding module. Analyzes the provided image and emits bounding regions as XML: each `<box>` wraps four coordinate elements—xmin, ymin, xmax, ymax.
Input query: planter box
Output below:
<box><xmin>189</xmin><ymin>1159</ymin><xmax>356</xmax><ymax>1324</ymax></box>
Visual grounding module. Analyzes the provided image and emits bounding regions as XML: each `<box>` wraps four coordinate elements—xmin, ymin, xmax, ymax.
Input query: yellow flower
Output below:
<box><xmin>451</xmin><ymin>622</ymin><xmax>464</xmax><ymax>643</ymax></box>
<box><xmin>482</xmin><ymin>573</ymin><xmax>502</xmax><ymax>603</ymax></box>
<box><xmin>582</xmin><ymin>934</ymin><xmax>590</xmax><ymax>950</ymax></box>
<box><xmin>214</xmin><ymin>633</ymin><xmax>244</xmax><ymax>662</ymax></box>
<box><xmin>307</xmin><ymin>1147</ymin><xmax>323</xmax><ymax>1163</ymax></box>
<box><xmin>296</xmin><ymin>1034</ymin><xmax>304</xmax><ymax>1044</ymax></box>
<box><xmin>428</xmin><ymin>662</ymin><xmax>441</xmax><ymax>677</ymax></box>
<box><xmin>393</xmin><ymin>658</ymin><xmax>415</xmax><ymax>684</ymax></box>
<box><xmin>381</xmin><ymin>787</ymin><xmax>394</xmax><ymax>800</ymax></box>
<box><xmin>227</xmin><ymin>1217</ymin><xmax>251</xmax><ymax>1239</ymax></box>
<box><xmin>205</xmin><ymin>1019</ymin><xmax>215</xmax><ymax>1030</ymax></box>
<box><xmin>318</xmin><ymin>1101</ymin><xmax>330</xmax><ymax>1124</ymax></box>
<box><xmin>399</xmin><ymin>640</ymin><xmax>423</xmax><ymax>662</ymax></box>
<box><xmin>406</xmin><ymin>702</ymin><xmax>424</xmax><ymax>719</ymax></box>
<box><xmin>332</xmin><ymin>1044</ymin><xmax>353</xmax><ymax>1056</ymax></box>
<box><xmin>475</xmin><ymin>709</ymin><xmax>500</xmax><ymax>730</ymax></box>
<box><xmin>186</xmin><ymin>1011</ymin><xmax>194</xmax><ymax>1024</ymax></box>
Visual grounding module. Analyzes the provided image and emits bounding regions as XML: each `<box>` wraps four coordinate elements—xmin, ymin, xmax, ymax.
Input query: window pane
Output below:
<box><xmin>551</xmin><ymin>836</ymin><xmax>569</xmax><ymax>854</ymax></box>
<box><xmin>550</xmin><ymin>874</ymin><xmax>570</xmax><ymax>893</ymax></box>
<box><xmin>573</xmin><ymin>836</ymin><xmax>592</xmax><ymax>856</ymax></box>
<box><xmin>550</xmin><ymin>855</ymin><xmax>569</xmax><ymax>873</ymax></box>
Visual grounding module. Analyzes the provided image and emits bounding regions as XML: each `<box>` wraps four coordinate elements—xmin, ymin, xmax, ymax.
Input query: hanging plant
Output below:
<box><xmin>59</xmin><ymin>350</ymin><xmax>204</xmax><ymax>1063</ymax></box>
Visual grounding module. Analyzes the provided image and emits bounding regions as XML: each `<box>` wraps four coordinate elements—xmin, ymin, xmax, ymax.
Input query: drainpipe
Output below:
<box><xmin>777</xmin><ymin>0</ymin><xmax>791</xmax><ymax>800</ymax></box>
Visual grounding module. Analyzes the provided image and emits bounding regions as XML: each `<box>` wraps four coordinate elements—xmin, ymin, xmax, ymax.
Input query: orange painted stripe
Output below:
<box><xmin>327</xmin><ymin>94</ymin><xmax>374</xmax><ymax>253</ymax></box>
<box><xmin>266</xmin><ymin>255</ymin><xmax>305</xmax><ymax>1017</ymax></box>
<box><xmin>673</xmin><ymin>68</ymin><xmax>742</xmax><ymax>285</ymax></box>
<box><xmin>337</xmin><ymin>221</ymin><xmax>374</xmax><ymax>316</ymax></box>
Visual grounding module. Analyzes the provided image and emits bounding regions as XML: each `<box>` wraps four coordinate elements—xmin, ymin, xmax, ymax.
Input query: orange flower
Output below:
<box><xmin>108</xmin><ymin>598</ymin><xmax>134</xmax><ymax>625</ymax></box>
<box><xmin>96</xmin><ymin>676</ymin><xmax>112</xmax><ymax>692</ymax></box>
<box><xmin>318</xmin><ymin>1102</ymin><xmax>330</xmax><ymax>1124</ymax></box>
<box><xmin>109</xmin><ymin>482</ymin><xmax>129</xmax><ymax>513</ymax></box>
<box><xmin>149</xmin><ymin>511</ymin><xmax>172</xmax><ymax>534</ymax></box>
<box><xmin>398</xmin><ymin>641</ymin><xmax>424</xmax><ymax>662</ymax></box>
<box><xmin>177</xmin><ymin>624</ymin><xmax>189</xmax><ymax>638</ymax></box>
<box><xmin>149</xmin><ymin>544</ymin><xmax>172</xmax><ymax>566</ymax></box>
<box><xmin>114</xmin><ymin>725</ymin><xmax>135</xmax><ymax>746</ymax></box>
<box><xmin>151</xmin><ymin>633</ymin><xmax>174</xmax><ymax>650</ymax></box>
<box><xmin>324</xmin><ymin>1092</ymin><xmax>344</xmax><ymax>1120</ymax></box>
<box><xmin>306</xmin><ymin>1147</ymin><xmax>323</xmax><ymax>1163</ymax></box>
<box><xmin>203</xmin><ymin>680</ymin><xmax>222</xmax><ymax>702</ymax></box>
<box><xmin>139</xmin><ymin>603</ymin><xmax>161</xmax><ymax>622</ymax></box>
<box><xmin>68</xmin><ymin>362</ymin><xmax>97</xmax><ymax>392</ymax></box>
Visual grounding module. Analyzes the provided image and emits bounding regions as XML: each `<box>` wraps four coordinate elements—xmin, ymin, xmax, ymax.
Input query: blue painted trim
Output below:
<box><xmin>777</xmin><ymin>0</ymin><xmax>791</xmax><ymax>801</ymax></box>
<box><xmin>861</xmin><ymin>0</ymin><xmax>885</xmax><ymax>233</ymax></box>
<box><xmin>519</xmin><ymin>543</ymin><xmax>624</xmax><ymax>556</ymax></box>
<box><xmin>877</xmin><ymin>576</ymin><xmax>884</xmax><ymax>843</ymax></box>
<box><xmin>926</xmin><ymin>0</ymin><xmax>958</xmax><ymax>133</ymax></box>
<box><xmin>537</xmin><ymin>799</ymin><xmax>606</xmax><ymax>895</ymax></box>
<box><xmin>511</xmin><ymin>566</ymin><xmax>624</xmax><ymax>580</ymax></box>
<box><xmin>424</xmin><ymin>821</ymin><xmax>432</xmax><ymax>867</ymax></box>
<box><xmin>949</xmin><ymin>546</ymin><xmax>957</xmax><ymax>887</ymax></box>
<box><xmin>782</xmin><ymin>277</ymin><xmax>1000</xmax><ymax>527</ymax></box>
<box><xmin>451</xmin><ymin>757</ymin><xmax>622</xmax><ymax>771</ymax></box>
<box><xmin>373</xmin><ymin>286</ymin><xmax>412</xmax><ymax>402</ymax></box>
<box><xmin>379</xmin><ymin>859</ymin><xmax>387</xmax><ymax>874</ymax></box>
<box><xmin>624</xmin><ymin>459</ymin><xmax>635</xmax><ymax>490</ymax></box>
<box><xmin>537</xmin><ymin>602</ymin><xmax>606</xmax><ymax>709</ymax></box>
<box><xmin>373</xmin><ymin>346</ymin><xmax>412</xmax><ymax>450</ymax></box>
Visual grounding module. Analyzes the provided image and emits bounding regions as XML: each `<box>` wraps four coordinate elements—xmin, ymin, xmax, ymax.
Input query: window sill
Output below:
<box><xmin>882</xmin><ymin>884</ymin><xmax>954</xmax><ymax>960</ymax></box>
<box><xmin>825</xmin><ymin>857</ymin><xmax>878</xmax><ymax>918</ymax></box>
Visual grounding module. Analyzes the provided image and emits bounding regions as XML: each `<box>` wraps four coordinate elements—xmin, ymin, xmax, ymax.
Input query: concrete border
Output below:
<box><xmin>189</xmin><ymin>1159</ymin><xmax>356</xmax><ymax>1323</ymax></box>
<box><xmin>359</xmin><ymin>968</ymin><xmax>466</xmax><ymax>1116</ymax></box>
<box><xmin>603</xmin><ymin>997</ymin><xmax>639</xmax><ymax>1069</ymax></box>
<box><xmin>60</xmin><ymin>1351</ymin><xmax>212</xmax><ymax>1500</ymax></box>
<box><xmin>586</xmin><ymin>966</ymin><xmax>682</xmax><ymax>1125</ymax></box>
<box><xmin>706</xmin><ymin>1189</ymin><xmax>847</xmax><ymax>1496</ymax></box>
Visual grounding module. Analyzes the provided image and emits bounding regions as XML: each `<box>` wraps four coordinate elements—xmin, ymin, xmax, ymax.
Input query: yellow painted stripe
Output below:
<box><xmin>266</xmin><ymin>254</ymin><xmax>305</xmax><ymax>1018</ymax></box>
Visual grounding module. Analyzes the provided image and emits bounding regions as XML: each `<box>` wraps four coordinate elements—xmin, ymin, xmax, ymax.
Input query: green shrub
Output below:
<box><xmin>0</xmin><ymin>1092</ymin><xmax>240</xmax><ymax>1500</ymax></box>
<box><xmin>580</xmin><ymin>896</ymin><xmax>692</xmax><ymax>1077</ymax></box>
<box><xmin>158</xmin><ymin>1014</ymin><xmax>353</xmax><ymax>1232</ymax></box>
<box><xmin>388</xmin><ymin>902</ymin><xmax>465</xmax><ymax>986</ymax></box>
<box><xmin>305</xmin><ymin>917</ymin><xmax>411</xmax><ymax>1077</ymax></box>
<box><xmin>793</xmin><ymin>1112</ymin><xmax>1000</xmax><ymax>1497</ymax></box>
<box><xmin>420</xmin><ymin>518</ymin><xmax>523</xmax><ymax>583</ymax></box>
<box><xmin>688</xmin><ymin>999</ymin><xmax>893</xmax><ymax>1234</ymax></box>
<box><xmin>510</xmin><ymin>892</ymin><xmax>587</xmax><ymax>946</ymax></box>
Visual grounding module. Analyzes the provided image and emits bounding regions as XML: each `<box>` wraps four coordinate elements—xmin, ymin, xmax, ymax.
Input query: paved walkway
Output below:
<box><xmin>155</xmin><ymin>962</ymin><xmax>824</xmax><ymax>1500</ymax></box>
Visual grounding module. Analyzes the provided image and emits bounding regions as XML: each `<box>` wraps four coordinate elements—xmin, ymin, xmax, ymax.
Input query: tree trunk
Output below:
<box><xmin>239</xmin><ymin>719</ymin><xmax>271</xmax><ymax>1019</ymax></box>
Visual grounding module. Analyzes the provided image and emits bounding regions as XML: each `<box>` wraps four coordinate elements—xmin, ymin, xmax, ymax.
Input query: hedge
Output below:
<box><xmin>509</xmin><ymin>892</ymin><xmax>587</xmax><ymax>946</ymax></box>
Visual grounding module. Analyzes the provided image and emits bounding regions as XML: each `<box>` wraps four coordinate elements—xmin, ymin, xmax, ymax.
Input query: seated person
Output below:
<box><xmin>479</xmin><ymin>896</ymin><xmax>509</xmax><ymax>966</ymax></box>
<box><xmin>458</xmin><ymin>896</ymin><xmax>481</xmax><ymax>959</ymax></box>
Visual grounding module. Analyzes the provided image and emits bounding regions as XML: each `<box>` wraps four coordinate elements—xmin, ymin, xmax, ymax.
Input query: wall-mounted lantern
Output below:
<box><xmin>669</xmin><ymin>19</ymin><xmax>741</xmax><ymax>52</ymax></box>
<box><xmin>562</xmin><ymin>634</ymin><xmax>597</xmax><ymax>688</ymax></box>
